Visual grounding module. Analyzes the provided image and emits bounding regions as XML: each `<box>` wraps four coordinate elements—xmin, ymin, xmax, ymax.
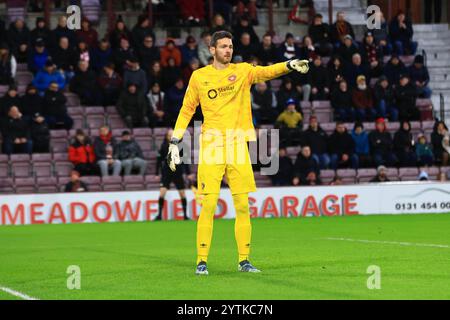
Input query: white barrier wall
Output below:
<box><xmin>1</xmin><ymin>182</ymin><xmax>450</xmax><ymax>226</ymax></box>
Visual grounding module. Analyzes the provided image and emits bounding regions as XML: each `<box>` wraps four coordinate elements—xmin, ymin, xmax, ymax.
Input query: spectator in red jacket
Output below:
<box><xmin>160</xmin><ymin>39</ymin><xmax>182</xmax><ymax>67</ymax></box>
<box><xmin>75</xmin><ymin>18</ymin><xmax>98</xmax><ymax>49</ymax></box>
<box><xmin>68</xmin><ymin>129</ymin><xmax>98</xmax><ymax>176</ymax></box>
<box><xmin>177</xmin><ymin>0</ymin><xmax>205</xmax><ymax>26</ymax></box>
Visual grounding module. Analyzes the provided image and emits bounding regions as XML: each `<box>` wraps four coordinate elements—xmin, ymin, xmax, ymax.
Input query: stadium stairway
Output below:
<box><xmin>414</xmin><ymin>24</ymin><xmax>450</xmax><ymax>123</ymax></box>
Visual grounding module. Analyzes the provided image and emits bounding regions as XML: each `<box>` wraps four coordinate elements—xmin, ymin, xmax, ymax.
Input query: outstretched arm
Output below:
<box><xmin>172</xmin><ymin>75</ymin><xmax>200</xmax><ymax>141</ymax></box>
<box><xmin>248</xmin><ymin>60</ymin><xmax>309</xmax><ymax>84</ymax></box>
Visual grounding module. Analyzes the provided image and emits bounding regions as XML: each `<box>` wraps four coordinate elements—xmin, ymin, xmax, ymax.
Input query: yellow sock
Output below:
<box><xmin>196</xmin><ymin>193</ymin><xmax>219</xmax><ymax>265</ymax></box>
<box><xmin>233</xmin><ymin>193</ymin><xmax>252</xmax><ymax>263</ymax></box>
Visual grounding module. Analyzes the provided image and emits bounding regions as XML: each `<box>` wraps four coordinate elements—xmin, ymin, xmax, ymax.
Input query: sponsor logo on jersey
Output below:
<box><xmin>207</xmin><ymin>89</ymin><xmax>218</xmax><ymax>99</ymax></box>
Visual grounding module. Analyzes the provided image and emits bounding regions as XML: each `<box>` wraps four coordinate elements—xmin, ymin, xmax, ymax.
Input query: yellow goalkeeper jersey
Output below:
<box><xmin>173</xmin><ymin>62</ymin><xmax>291</xmax><ymax>142</ymax></box>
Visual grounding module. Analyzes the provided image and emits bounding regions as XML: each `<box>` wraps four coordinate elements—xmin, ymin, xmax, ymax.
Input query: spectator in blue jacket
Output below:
<box><xmin>32</xmin><ymin>60</ymin><xmax>66</xmax><ymax>95</ymax></box>
<box><xmin>351</xmin><ymin>122</ymin><xmax>371</xmax><ymax>167</ymax></box>
<box><xmin>27</xmin><ymin>38</ymin><xmax>49</xmax><ymax>73</ymax></box>
<box><xmin>389</xmin><ymin>11</ymin><xmax>418</xmax><ymax>55</ymax></box>
<box><xmin>408</xmin><ymin>54</ymin><xmax>431</xmax><ymax>98</ymax></box>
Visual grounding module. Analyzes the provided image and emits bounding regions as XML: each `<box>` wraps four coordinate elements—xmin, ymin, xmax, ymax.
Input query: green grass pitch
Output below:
<box><xmin>1</xmin><ymin>214</ymin><xmax>450</xmax><ymax>300</ymax></box>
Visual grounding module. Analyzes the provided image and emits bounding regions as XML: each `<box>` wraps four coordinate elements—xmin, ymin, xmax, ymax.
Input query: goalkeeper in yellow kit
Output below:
<box><xmin>167</xmin><ymin>31</ymin><xmax>309</xmax><ymax>275</ymax></box>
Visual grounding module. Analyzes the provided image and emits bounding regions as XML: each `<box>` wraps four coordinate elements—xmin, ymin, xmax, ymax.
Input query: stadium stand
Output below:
<box><xmin>0</xmin><ymin>0</ymin><xmax>450</xmax><ymax>194</ymax></box>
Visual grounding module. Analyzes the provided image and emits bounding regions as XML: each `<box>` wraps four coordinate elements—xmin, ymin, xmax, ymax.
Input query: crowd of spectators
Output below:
<box><xmin>0</xmin><ymin>3</ymin><xmax>448</xmax><ymax>187</ymax></box>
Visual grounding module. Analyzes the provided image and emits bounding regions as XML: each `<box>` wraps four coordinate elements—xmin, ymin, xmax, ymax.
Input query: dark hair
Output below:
<box><xmin>210</xmin><ymin>31</ymin><xmax>233</xmax><ymax>48</ymax></box>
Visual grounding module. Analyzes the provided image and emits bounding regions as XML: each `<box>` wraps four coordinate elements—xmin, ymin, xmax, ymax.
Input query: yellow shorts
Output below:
<box><xmin>197</xmin><ymin>136</ymin><xmax>256</xmax><ymax>195</ymax></box>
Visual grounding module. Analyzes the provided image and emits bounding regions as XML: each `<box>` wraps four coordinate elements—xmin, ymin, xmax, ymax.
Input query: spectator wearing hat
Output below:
<box><xmin>394</xmin><ymin>73</ymin><xmax>420</xmax><ymax>121</ymax></box>
<box><xmin>123</xmin><ymin>56</ymin><xmax>148</xmax><ymax>96</ymax></box>
<box><xmin>292</xmin><ymin>145</ymin><xmax>321</xmax><ymax>186</ymax></box>
<box><xmin>30</xmin><ymin>112</ymin><xmax>50</xmax><ymax>153</ymax></box>
<box><xmin>344</xmin><ymin>53</ymin><xmax>369</xmax><ymax>88</ymax></box>
<box><xmin>91</xmin><ymin>38</ymin><xmax>113</xmax><ymax>72</ymax></box>
<box><xmin>393</xmin><ymin>120</ymin><xmax>417</xmax><ymax>167</ymax></box>
<box><xmin>330</xmin><ymin>11</ymin><xmax>355</xmax><ymax>47</ymax></box>
<box><xmin>352</xmin><ymin>75</ymin><xmax>376</xmax><ymax>122</ymax></box>
<box><xmin>42</xmin><ymin>81</ymin><xmax>73</xmax><ymax>130</ymax></box>
<box><xmin>302</xmin><ymin>116</ymin><xmax>330</xmax><ymax>169</ymax></box>
<box><xmin>97</xmin><ymin>62</ymin><xmax>123</xmax><ymax>106</ymax></box>
<box><xmin>1</xmin><ymin>85</ymin><xmax>21</xmax><ymax>117</ymax></box>
<box><xmin>51</xmin><ymin>36</ymin><xmax>78</xmax><ymax>81</ymax></box>
<box><xmin>64</xmin><ymin>170</ymin><xmax>89</xmax><ymax>192</ymax></box>
<box><xmin>383</xmin><ymin>53</ymin><xmax>407</xmax><ymax>86</ymax></box>
<box><xmin>351</xmin><ymin>122</ymin><xmax>371</xmax><ymax>168</ymax></box>
<box><xmin>198</xmin><ymin>31</ymin><xmax>213</xmax><ymax>67</ymax></box>
<box><xmin>70</xmin><ymin>60</ymin><xmax>101</xmax><ymax>106</ymax></box>
<box><xmin>137</xmin><ymin>35</ymin><xmax>160</xmax><ymax>72</ymax></box>
<box><xmin>20</xmin><ymin>84</ymin><xmax>43</xmax><ymax>122</ymax></box>
<box><xmin>331</xmin><ymin>80</ymin><xmax>355</xmax><ymax>122</ymax></box>
<box><xmin>30</xmin><ymin>17</ymin><xmax>52</xmax><ymax>48</ymax></box>
<box><xmin>69</xmin><ymin>129</ymin><xmax>97</xmax><ymax>176</ymax></box>
<box><xmin>373</xmin><ymin>75</ymin><xmax>398</xmax><ymax>121</ymax></box>
<box><xmin>431</xmin><ymin>121</ymin><xmax>450</xmax><ymax>166</ymax></box>
<box><xmin>337</xmin><ymin>34</ymin><xmax>360</xmax><ymax>67</ymax></box>
<box><xmin>117</xmin><ymin>83</ymin><xmax>150</xmax><ymax>128</ymax></box>
<box><xmin>361</xmin><ymin>31</ymin><xmax>383</xmax><ymax>78</ymax></box>
<box><xmin>94</xmin><ymin>126</ymin><xmax>122</xmax><ymax>177</ymax></box>
<box><xmin>370</xmin><ymin>165</ymin><xmax>390</xmax><ymax>183</ymax></box>
<box><xmin>75</xmin><ymin>18</ymin><xmax>98</xmax><ymax>49</ymax></box>
<box><xmin>270</xmin><ymin>147</ymin><xmax>294</xmax><ymax>186</ymax></box>
<box><xmin>329</xmin><ymin>121</ymin><xmax>358</xmax><ymax>170</ymax></box>
<box><xmin>416</xmin><ymin>133</ymin><xmax>434</xmax><ymax>167</ymax></box>
<box><xmin>309</xmin><ymin>55</ymin><xmax>330</xmax><ymax>101</ymax></box>
<box><xmin>256</xmin><ymin>33</ymin><xmax>278</xmax><ymax>66</ymax></box>
<box><xmin>0</xmin><ymin>43</ymin><xmax>16</xmax><ymax>86</ymax></box>
<box><xmin>251</xmin><ymin>81</ymin><xmax>277</xmax><ymax>126</ymax></box>
<box><xmin>369</xmin><ymin>118</ymin><xmax>397</xmax><ymax>167</ymax></box>
<box><xmin>389</xmin><ymin>11</ymin><xmax>417</xmax><ymax>55</ymax></box>
<box><xmin>27</xmin><ymin>38</ymin><xmax>49</xmax><ymax>74</ymax></box>
<box><xmin>408</xmin><ymin>55</ymin><xmax>431</xmax><ymax>98</ymax></box>
<box><xmin>116</xmin><ymin>130</ymin><xmax>148</xmax><ymax>176</ymax></box>
<box><xmin>308</xmin><ymin>13</ymin><xmax>333</xmax><ymax>56</ymax></box>
<box><xmin>278</xmin><ymin>33</ymin><xmax>301</xmax><ymax>62</ymax></box>
<box><xmin>180</xmin><ymin>35</ymin><xmax>199</xmax><ymax>67</ymax></box>
<box><xmin>275</xmin><ymin>98</ymin><xmax>303</xmax><ymax>146</ymax></box>
<box><xmin>32</xmin><ymin>60</ymin><xmax>66</xmax><ymax>95</ymax></box>
<box><xmin>1</xmin><ymin>106</ymin><xmax>32</xmax><ymax>155</ymax></box>
<box><xmin>160</xmin><ymin>39</ymin><xmax>182</xmax><ymax>68</ymax></box>
<box><xmin>7</xmin><ymin>19</ymin><xmax>30</xmax><ymax>63</ymax></box>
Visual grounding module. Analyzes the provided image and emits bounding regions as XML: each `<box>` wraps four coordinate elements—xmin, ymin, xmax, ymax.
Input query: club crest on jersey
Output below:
<box><xmin>228</xmin><ymin>74</ymin><xmax>237</xmax><ymax>82</ymax></box>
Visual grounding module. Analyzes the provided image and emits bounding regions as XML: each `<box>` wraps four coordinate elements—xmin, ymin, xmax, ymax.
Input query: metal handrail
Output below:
<box><xmin>440</xmin><ymin>93</ymin><xmax>445</xmax><ymax>121</ymax></box>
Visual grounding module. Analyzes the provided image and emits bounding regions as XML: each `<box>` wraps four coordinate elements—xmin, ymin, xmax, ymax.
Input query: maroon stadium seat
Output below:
<box><xmin>16</xmin><ymin>72</ymin><xmax>33</xmax><ymax>85</ymax></box>
<box><xmin>11</xmin><ymin>162</ymin><xmax>32</xmax><ymax>178</ymax></box>
<box><xmin>15</xmin><ymin>177</ymin><xmax>36</xmax><ymax>194</ymax></box>
<box><xmin>85</xmin><ymin>106</ymin><xmax>105</xmax><ymax>115</ymax></box>
<box><xmin>67</xmin><ymin>106</ymin><xmax>84</xmax><ymax>116</ymax></box>
<box><xmin>86</xmin><ymin>115</ymin><xmax>106</xmax><ymax>129</ymax></box>
<box><xmin>50</xmin><ymin>130</ymin><xmax>68</xmax><ymax>139</ymax></box>
<box><xmin>102</xmin><ymin>176</ymin><xmax>123</xmax><ymax>191</ymax></box>
<box><xmin>106</xmin><ymin>106</ymin><xmax>120</xmax><ymax>115</ymax></box>
<box><xmin>386</xmin><ymin>121</ymin><xmax>400</xmax><ymax>132</ymax></box>
<box><xmin>135</xmin><ymin>137</ymin><xmax>153</xmax><ymax>152</ymax></box>
<box><xmin>51</xmin><ymin>139</ymin><xmax>69</xmax><ymax>153</ymax></box>
<box><xmin>55</xmin><ymin>161</ymin><xmax>73</xmax><ymax>177</ymax></box>
<box><xmin>58</xmin><ymin>177</ymin><xmax>71</xmax><ymax>192</ymax></box>
<box><xmin>10</xmin><ymin>154</ymin><xmax>31</xmax><ymax>162</ymax></box>
<box><xmin>66</xmin><ymin>95</ymin><xmax>81</xmax><ymax>107</ymax></box>
<box><xmin>145</xmin><ymin>175</ymin><xmax>161</xmax><ymax>189</ymax></box>
<box><xmin>300</xmin><ymin>101</ymin><xmax>312</xmax><ymax>110</ymax></box>
<box><xmin>0</xmin><ymin>163</ymin><xmax>10</xmax><ymax>177</ymax></box>
<box><xmin>399</xmin><ymin>167</ymin><xmax>419</xmax><ymax>181</ymax></box>
<box><xmin>153</xmin><ymin>127</ymin><xmax>168</xmax><ymax>136</ymax></box>
<box><xmin>80</xmin><ymin>176</ymin><xmax>102</xmax><ymax>192</ymax></box>
<box><xmin>357</xmin><ymin>168</ymin><xmax>377</xmax><ymax>183</ymax></box>
<box><xmin>123</xmin><ymin>175</ymin><xmax>146</xmax><ymax>190</ymax></box>
<box><xmin>32</xmin><ymin>153</ymin><xmax>52</xmax><ymax>162</ymax></box>
<box><xmin>33</xmin><ymin>162</ymin><xmax>53</xmax><ymax>177</ymax></box>
<box><xmin>53</xmin><ymin>153</ymin><xmax>69</xmax><ymax>161</ymax></box>
<box><xmin>0</xmin><ymin>178</ymin><xmax>15</xmax><ymax>193</ymax></box>
<box><xmin>312</xmin><ymin>101</ymin><xmax>331</xmax><ymax>109</ymax></box>
<box><xmin>133</xmin><ymin>128</ymin><xmax>152</xmax><ymax>137</ymax></box>
<box><xmin>111</xmin><ymin>128</ymin><xmax>127</xmax><ymax>137</ymax></box>
<box><xmin>320</xmin><ymin>169</ymin><xmax>335</xmax><ymax>184</ymax></box>
<box><xmin>72</xmin><ymin>115</ymin><xmax>85</xmax><ymax>129</ymax></box>
<box><xmin>36</xmin><ymin>177</ymin><xmax>58</xmax><ymax>193</ymax></box>
<box><xmin>107</xmin><ymin>115</ymin><xmax>126</xmax><ymax>129</ymax></box>
<box><xmin>421</xmin><ymin>120</ymin><xmax>435</xmax><ymax>132</ymax></box>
